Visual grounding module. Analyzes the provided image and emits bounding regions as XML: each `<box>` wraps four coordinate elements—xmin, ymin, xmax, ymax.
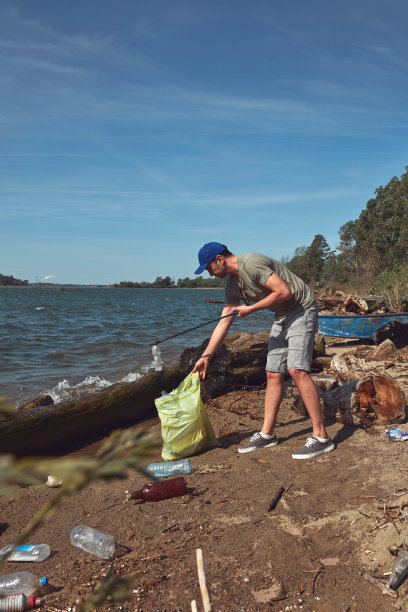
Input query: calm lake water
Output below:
<box><xmin>0</xmin><ymin>287</ymin><xmax>273</xmax><ymax>407</ymax></box>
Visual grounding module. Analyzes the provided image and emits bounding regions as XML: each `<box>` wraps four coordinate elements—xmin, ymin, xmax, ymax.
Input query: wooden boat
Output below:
<box><xmin>318</xmin><ymin>313</ymin><xmax>408</xmax><ymax>339</ymax></box>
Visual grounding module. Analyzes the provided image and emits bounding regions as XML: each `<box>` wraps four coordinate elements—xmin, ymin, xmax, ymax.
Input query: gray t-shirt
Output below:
<box><xmin>225</xmin><ymin>253</ymin><xmax>316</xmax><ymax>319</ymax></box>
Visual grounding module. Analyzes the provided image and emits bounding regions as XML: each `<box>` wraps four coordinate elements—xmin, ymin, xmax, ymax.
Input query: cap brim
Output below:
<box><xmin>194</xmin><ymin>264</ymin><xmax>207</xmax><ymax>275</ymax></box>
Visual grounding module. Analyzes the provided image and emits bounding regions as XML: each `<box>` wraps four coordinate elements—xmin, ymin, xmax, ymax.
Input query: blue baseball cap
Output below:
<box><xmin>194</xmin><ymin>242</ymin><xmax>227</xmax><ymax>275</ymax></box>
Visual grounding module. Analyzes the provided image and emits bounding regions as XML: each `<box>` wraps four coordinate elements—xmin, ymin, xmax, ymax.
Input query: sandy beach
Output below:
<box><xmin>1</xmin><ymin>338</ymin><xmax>408</xmax><ymax>611</ymax></box>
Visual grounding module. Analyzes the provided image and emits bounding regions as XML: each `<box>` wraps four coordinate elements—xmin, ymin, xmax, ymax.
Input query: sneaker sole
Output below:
<box><xmin>237</xmin><ymin>440</ymin><xmax>278</xmax><ymax>454</ymax></box>
<box><xmin>291</xmin><ymin>442</ymin><xmax>335</xmax><ymax>460</ymax></box>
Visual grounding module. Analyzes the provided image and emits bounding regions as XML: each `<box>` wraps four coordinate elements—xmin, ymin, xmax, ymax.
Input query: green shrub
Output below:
<box><xmin>370</xmin><ymin>266</ymin><xmax>408</xmax><ymax>311</ymax></box>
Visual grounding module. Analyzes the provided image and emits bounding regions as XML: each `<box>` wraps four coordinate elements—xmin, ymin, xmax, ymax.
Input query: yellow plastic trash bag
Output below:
<box><xmin>155</xmin><ymin>371</ymin><xmax>219</xmax><ymax>460</ymax></box>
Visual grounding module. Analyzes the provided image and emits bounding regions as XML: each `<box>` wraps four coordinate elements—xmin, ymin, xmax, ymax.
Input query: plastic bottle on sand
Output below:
<box><xmin>388</xmin><ymin>548</ymin><xmax>408</xmax><ymax>590</ymax></box>
<box><xmin>145</xmin><ymin>459</ymin><xmax>191</xmax><ymax>477</ymax></box>
<box><xmin>127</xmin><ymin>476</ymin><xmax>188</xmax><ymax>502</ymax></box>
<box><xmin>69</xmin><ymin>525</ymin><xmax>115</xmax><ymax>560</ymax></box>
<box><xmin>0</xmin><ymin>545</ymin><xmax>50</xmax><ymax>563</ymax></box>
<box><xmin>0</xmin><ymin>594</ymin><xmax>40</xmax><ymax>611</ymax></box>
<box><xmin>0</xmin><ymin>572</ymin><xmax>47</xmax><ymax>596</ymax></box>
<box><xmin>151</xmin><ymin>344</ymin><xmax>163</xmax><ymax>371</ymax></box>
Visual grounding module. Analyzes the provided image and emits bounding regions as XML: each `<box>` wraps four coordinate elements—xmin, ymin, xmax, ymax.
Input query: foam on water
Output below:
<box><xmin>120</xmin><ymin>372</ymin><xmax>142</xmax><ymax>383</ymax></box>
<box><xmin>48</xmin><ymin>371</ymin><xmax>145</xmax><ymax>403</ymax></box>
<box><xmin>48</xmin><ymin>375</ymin><xmax>113</xmax><ymax>404</ymax></box>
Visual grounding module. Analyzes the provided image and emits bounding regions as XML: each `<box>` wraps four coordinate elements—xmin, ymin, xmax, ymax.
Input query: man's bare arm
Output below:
<box><xmin>192</xmin><ymin>303</ymin><xmax>239</xmax><ymax>379</ymax></box>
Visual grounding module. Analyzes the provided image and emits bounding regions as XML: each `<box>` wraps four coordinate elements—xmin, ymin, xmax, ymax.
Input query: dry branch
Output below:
<box><xmin>196</xmin><ymin>548</ymin><xmax>211</xmax><ymax>612</ymax></box>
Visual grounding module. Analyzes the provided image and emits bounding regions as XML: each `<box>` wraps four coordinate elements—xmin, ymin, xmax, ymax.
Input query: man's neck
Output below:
<box><xmin>226</xmin><ymin>255</ymin><xmax>239</xmax><ymax>279</ymax></box>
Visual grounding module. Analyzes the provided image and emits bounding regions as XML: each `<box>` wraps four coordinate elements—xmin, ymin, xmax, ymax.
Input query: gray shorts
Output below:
<box><xmin>266</xmin><ymin>305</ymin><xmax>318</xmax><ymax>373</ymax></box>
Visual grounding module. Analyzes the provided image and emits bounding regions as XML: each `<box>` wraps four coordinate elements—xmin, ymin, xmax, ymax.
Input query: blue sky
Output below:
<box><xmin>1</xmin><ymin>0</ymin><xmax>407</xmax><ymax>285</ymax></box>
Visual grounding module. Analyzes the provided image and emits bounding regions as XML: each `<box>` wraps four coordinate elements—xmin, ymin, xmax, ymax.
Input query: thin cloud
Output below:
<box><xmin>7</xmin><ymin>56</ymin><xmax>85</xmax><ymax>75</ymax></box>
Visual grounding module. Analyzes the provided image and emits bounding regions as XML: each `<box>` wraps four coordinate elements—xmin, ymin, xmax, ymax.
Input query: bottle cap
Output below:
<box><xmin>40</xmin><ymin>577</ymin><xmax>48</xmax><ymax>585</ymax></box>
<box><xmin>28</xmin><ymin>595</ymin><xmax>41</xmax><ymax>608</ymax></box>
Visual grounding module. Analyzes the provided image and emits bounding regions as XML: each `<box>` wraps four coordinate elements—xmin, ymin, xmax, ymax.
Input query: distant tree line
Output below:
<box><xmin>283</xmin><ymin>166</ymin><xmax>408</xmax><ymax>300</ymax></box>
<box><xmin>0</xmin><ymin>274</ymin><xmax>28</xmax><ymax>286</ymax></box>
<box><xmin>113</xmin><ymin>276</ymin><xmax>226</xmax><ymax>289</ymax></box>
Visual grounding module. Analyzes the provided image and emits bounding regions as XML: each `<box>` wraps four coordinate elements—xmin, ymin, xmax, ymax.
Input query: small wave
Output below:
<box><xmin>35</xmin><ymin>306</ymin><xmax>45</xmax><ymax>311</ymax></box>
<box><xmin>48</xmin><ymin>375</ymin><xmax>112</xmax><ymax>404</ymax></box>
<box><xmin>120</xmin><ymin>372</ymin><xmax>142</xmax><ymax>383</ymax></box>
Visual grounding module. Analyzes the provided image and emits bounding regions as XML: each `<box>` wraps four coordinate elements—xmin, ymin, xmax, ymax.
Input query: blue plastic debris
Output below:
<box><xmin>386</xmin><ymin>428</ymin><xmax>408</xmax><ymax>441</ymax></box>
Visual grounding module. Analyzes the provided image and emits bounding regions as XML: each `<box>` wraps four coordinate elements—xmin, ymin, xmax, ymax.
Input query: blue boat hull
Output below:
<box><xmin>318</xmin><ymin>313</ymin><xmax>408</xmax><ymax>339</ymax></box>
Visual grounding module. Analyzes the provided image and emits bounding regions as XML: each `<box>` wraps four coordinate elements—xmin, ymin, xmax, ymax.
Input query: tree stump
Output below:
<box><xmin>321</xmin><ymin>375</ymin><xmax>406</xmax><ymax>427</ymax></box>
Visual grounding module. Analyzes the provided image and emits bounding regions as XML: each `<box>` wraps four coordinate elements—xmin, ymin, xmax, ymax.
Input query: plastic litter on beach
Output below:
<box><xmin>45</xmin><ymin>475</ymin><xmax>63</xmax><ymax>488</ymax></box>
<box><xmin>386</xmin><ymin>428</ymin><xmax>408</xmax><ymax>441</ymax></box>
<box><xmin>0</xmin><ymin>545</ymin><xmax>50</xmax><ymax>563</ymax></box>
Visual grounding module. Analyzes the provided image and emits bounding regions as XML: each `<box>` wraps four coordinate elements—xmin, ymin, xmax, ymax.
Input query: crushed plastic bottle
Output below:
<box><xmin>0</xmin><ymin>594</ymin><xmax>40</xmax><ymax>611</ymax></box>
<box><xmin>0</xmin><ymin>545</ymin><xmax>50</xmax><ymax>563</ymax></box>
<box><xmin>69</xmin><ymin>525</ymin><xmax>115</xmax><ymax>560</ymax></box>
<box><xmin>151</xmin><ymin>344</ymin><xmax>163</xmax><ymax>371</ymax></box>
<box><xmin>0</xmin><ymin>572</ymin><xmax>47</xmax><ymax>596</ymax></box>
<box><xmin>386</xmin><ymin>428</ymin><xmax>408</xmax><ymax>441</ymax></box>
<box><xmin>127</xmin><ymin>476</ymin><xmax>188</xmax><ymax>502</ymax></box>
<box><xmin>388</xmin><ymin>548</ymin><xmax>408</xmax><ymax>590</ymax></box>
<box><xmin>145</xmin><ymin>459</ymin><xmax>191</xmax><ymax>477</ymax></box>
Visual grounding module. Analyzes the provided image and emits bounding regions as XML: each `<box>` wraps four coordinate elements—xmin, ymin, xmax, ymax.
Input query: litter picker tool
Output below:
<box><xmin>152</xmin><ymin>311</ymin><xmax>238</xmax><ymax>346</ymax></box>
<box><xmin>150</xmin><ymin>311</ymin><xmax>238</xmax><ymax>371</ymax></box>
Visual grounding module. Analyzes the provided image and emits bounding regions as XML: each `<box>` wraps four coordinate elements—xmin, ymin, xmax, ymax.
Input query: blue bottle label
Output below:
<box><xmin>15</xmin><ymin>545</ymin><xmax>35</xmax><ymax>551</ymax></box>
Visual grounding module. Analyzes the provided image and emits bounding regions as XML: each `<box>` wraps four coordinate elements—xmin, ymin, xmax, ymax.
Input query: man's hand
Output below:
<box><xmin>192</xmin><ymin>355</ymin><xmax>211</xmax><ymax>379</ymax></box>
<box><xmin>234</xmin><ymin>304</ymin><xmax>252</xmax><ymax>318</ymax></box>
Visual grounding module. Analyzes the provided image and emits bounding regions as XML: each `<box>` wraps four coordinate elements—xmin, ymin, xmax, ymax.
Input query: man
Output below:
<box><xmin>192</xmin><ymin>242</ymin><xmax>335</xmax><ymax>459</ymax></box>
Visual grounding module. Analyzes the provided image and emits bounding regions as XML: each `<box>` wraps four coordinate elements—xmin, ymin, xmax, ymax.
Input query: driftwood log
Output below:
<box><xmin>365</xmin><ymin>338</ymin><xmax>398</xmax><ymax>362</ymax></box>
<box><xmin>321</xmin><ymin>375</ymin><xmax>406</xmax><ymax>427</ymax></box>
<box><xmin>0</xmin><ymin>364</ymin><xmax>183</xmax><ymax>456</ymax></box>
<box><xmin>330</xmin><ymin>353</ymin><xmax>371</xmax><ymax>382</ymax></box>
<box><xmin>330</xmin><ymin>339</ymin><xmax>401</xmax><ymax>382</ymax></box>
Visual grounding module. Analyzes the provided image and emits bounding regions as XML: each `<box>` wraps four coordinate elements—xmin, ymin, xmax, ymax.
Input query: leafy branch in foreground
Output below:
<box><xmin>75</xmin><ymin>571</ymin><xmax>142</xmax><ymax>612</ymax></box>
<box><xmin>0</xmin><ymin>427</ymin><xmax>160</xmax><ymax>562</ymax></box>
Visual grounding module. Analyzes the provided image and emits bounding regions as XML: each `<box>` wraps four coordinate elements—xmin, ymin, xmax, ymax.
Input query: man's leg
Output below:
<box><xmin>237</xmin><ymin>321</ymin><xmax>285</xmax><ymax>453</ymax></box>
<box><xmin>288</xmin><ymin>368</ymin><xmax>327</xmax><ymax>438</ymax></box>
<box><xmin>286</xmin><ymin>306</ymin><xmax>335</xmax><ymax>459</ymax></box>
<box><xmin>262</xmin><ymin>370</ymin><xmax>284</xmax><ymax>436</ymax></box>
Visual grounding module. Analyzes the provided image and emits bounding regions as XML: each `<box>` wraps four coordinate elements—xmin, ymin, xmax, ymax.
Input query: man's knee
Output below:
<box><xmin>266</xmin><ymin>371</ymin><xmax>284</xmax><ymax>384</ymax></box>
<box><xmin>288</xmin><ymin>368</ymin><xmax>310</xmax><ymax>383</ymax></box>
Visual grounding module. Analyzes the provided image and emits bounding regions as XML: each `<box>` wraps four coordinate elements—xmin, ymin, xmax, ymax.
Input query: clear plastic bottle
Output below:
<box><xmin>151</xmin><ymin>344</ymin><xmax>163</xmax><ymax>371</ymax></box>
<box><xmin>69</xmin><ymin>525</ymin><xmax>115</xmax><ymax>560</ymax></box>
<box><xmin>0</xmin><ymin>572</ymin><xmax>47</xmax><ymax>596</ymax></box>
<box><xmin>388</xmin><ymin>548</ymin><xmax>408</xmax><ymax>590</ymax></box>
<box><xmin>145</xmin><ymin>459</ymin><xmax>191</xmax><ymax>477</ymax></box>
<box><xmin>0</xmin><ymin>594</ymin><xmax>40</xmax><ymax>611</ymax></box>
<box><xmin>0</xmin><ymin>545</ymin><xmax>50</xmax><ymax>563</ymax></box>
<box><xmin>127</xmin><ymin>476</ymin><xmax>188</xmax><ymax>502</ymax></box>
